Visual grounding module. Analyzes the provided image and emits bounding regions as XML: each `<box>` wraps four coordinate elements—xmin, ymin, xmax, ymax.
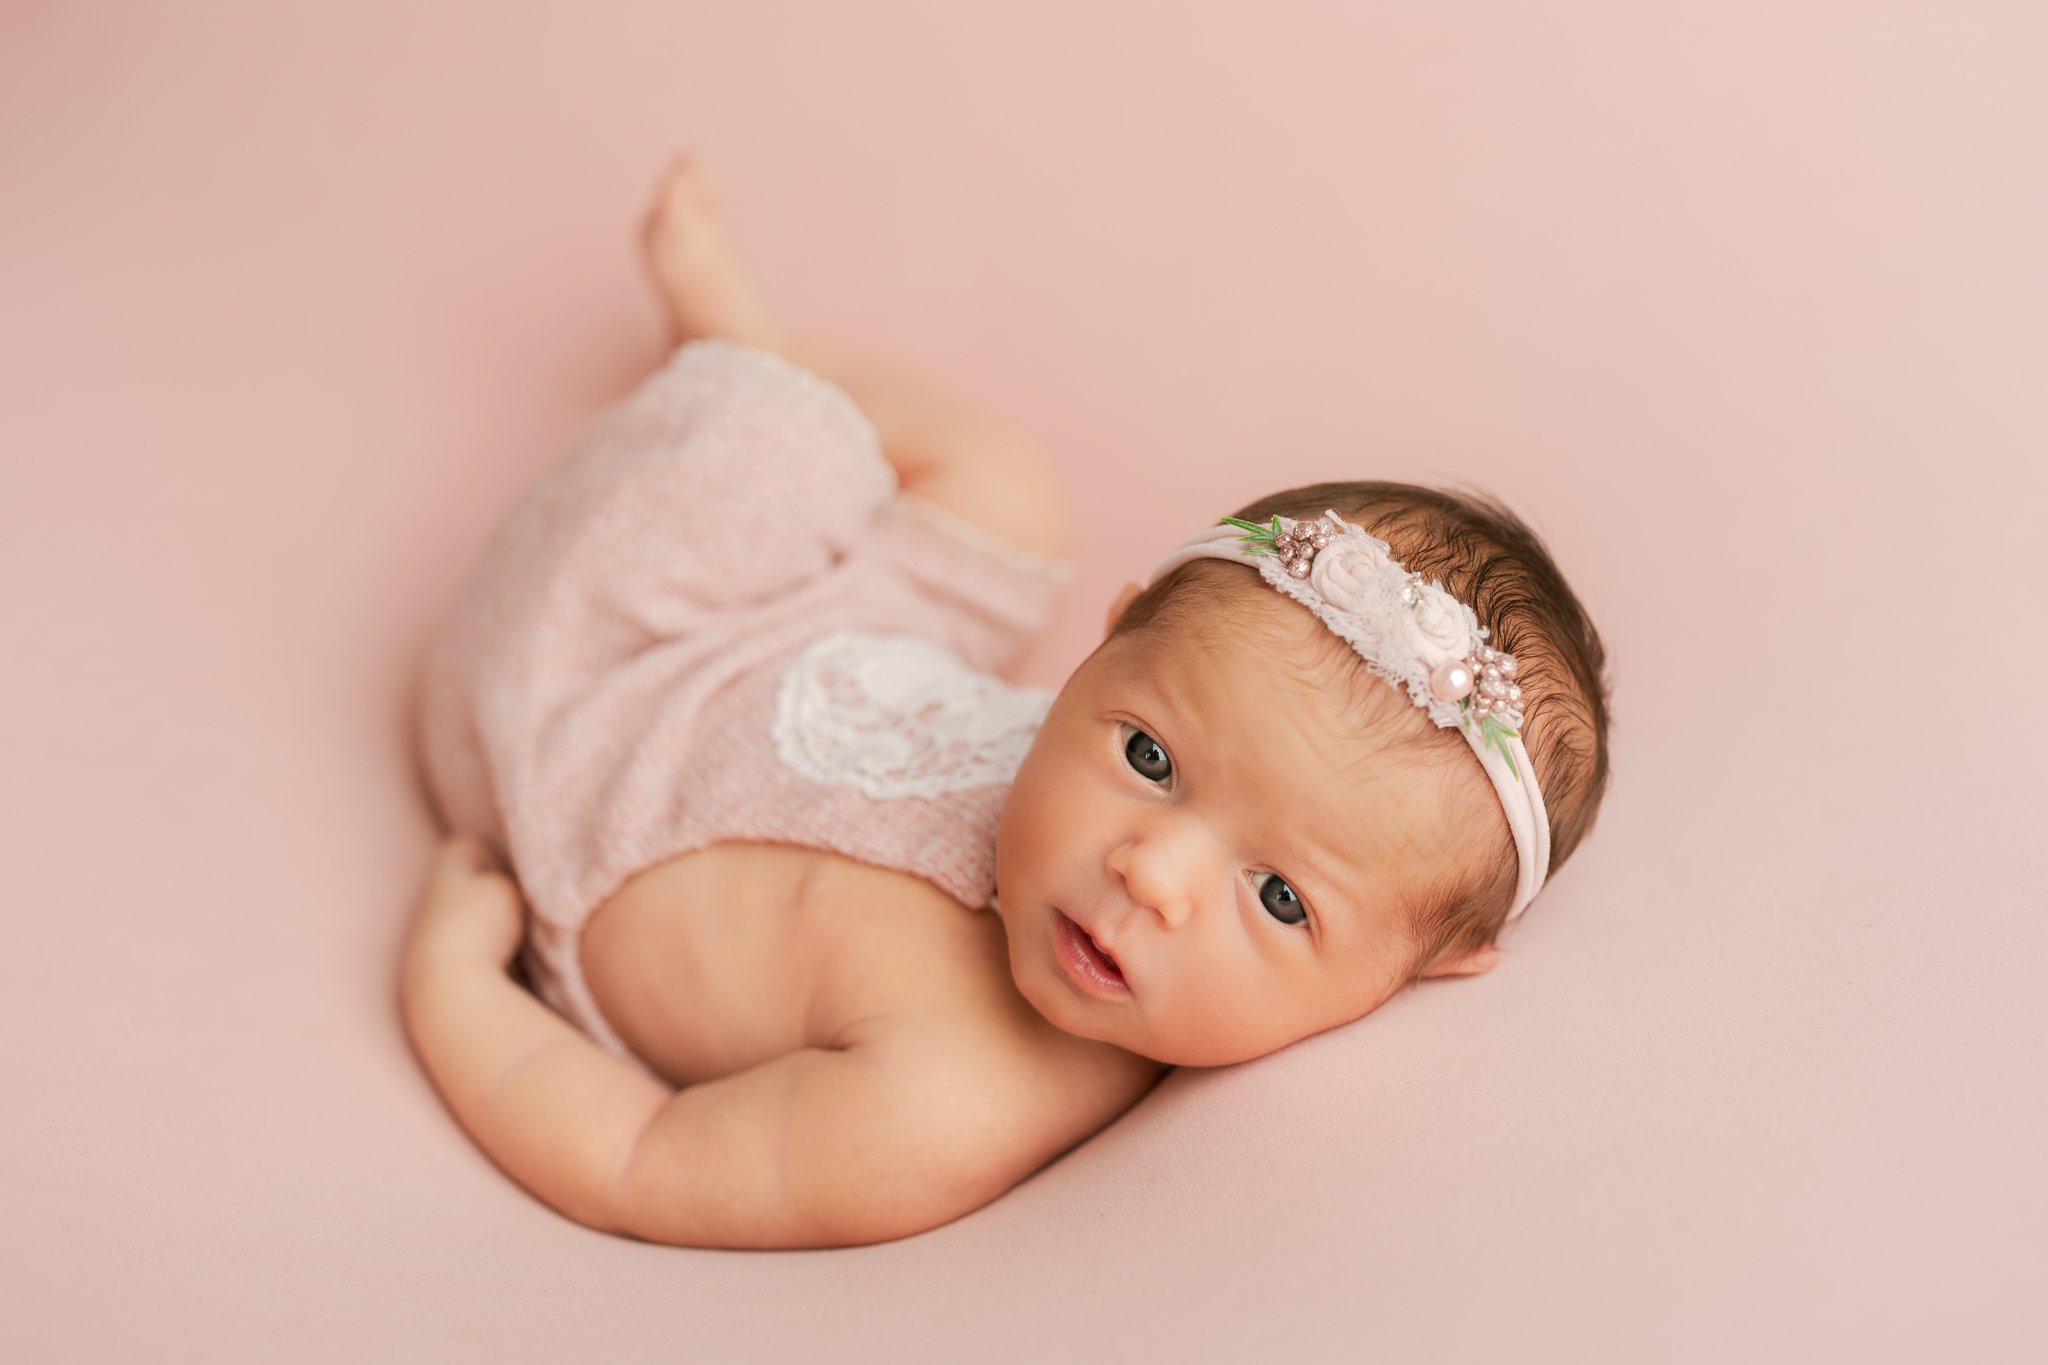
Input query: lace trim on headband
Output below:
<box><xmin>1225</xmin><ymin>513</ymin><xmax>1528</xmax><ymax>777</ymax></box>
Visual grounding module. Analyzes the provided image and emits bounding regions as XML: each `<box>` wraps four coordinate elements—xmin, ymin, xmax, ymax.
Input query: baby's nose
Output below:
<box><xmin>1106</xmin><ymin>834</ymin><xmax>1199</xmax><ymax>930</ymax></box>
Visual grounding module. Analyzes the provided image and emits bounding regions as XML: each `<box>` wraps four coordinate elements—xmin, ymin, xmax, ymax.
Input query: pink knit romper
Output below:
<box><xmin>414</xmin><ymin>340</ymin><xmax>1069</xmax><ymax>1064</ymax></box>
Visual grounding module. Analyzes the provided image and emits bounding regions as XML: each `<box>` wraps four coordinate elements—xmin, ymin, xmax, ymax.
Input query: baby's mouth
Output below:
<box><xmin>1086</xmin><ymin>929</ymin><xmax>1124</xmax><ymax>982</ymax></box>
<box><xmin>1058</xmin><ymin>910</ymin><xmax>1127</xmax><ymax>990</ymax></box>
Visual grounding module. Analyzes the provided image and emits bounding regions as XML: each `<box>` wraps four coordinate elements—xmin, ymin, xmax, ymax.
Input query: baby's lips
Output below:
<box><xmin>1089</xmin><ymin>930</ymin><xmax>1125</xmax><ymax>979</ymax></box>
<box><xmin>1073</xmin><ymin>914</ymin><xmax>1129</xmax><ymax>985</ymax></box>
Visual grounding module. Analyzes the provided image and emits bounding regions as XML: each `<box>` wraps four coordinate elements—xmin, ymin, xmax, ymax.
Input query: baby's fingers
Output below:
<box><xmin>408</xmin><ymin>835</ymin><xmax>527</xmax><ymax>972</ymax></box>
<box><xmin>434</xmin><ymin>833</ymin><xmax>503</xmax><ymax>879</ymax></box>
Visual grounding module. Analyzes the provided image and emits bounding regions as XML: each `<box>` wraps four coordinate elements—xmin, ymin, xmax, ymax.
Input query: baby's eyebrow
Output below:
<box><xmin>1121</xmin><ymin>666</ymin><xmax>1179</xmax><ymax>717</ymax></box>
<box><xmin>1272</xmin><ymin>827</ymin><xmax>1369</xmax><ymax>942</ymax></box>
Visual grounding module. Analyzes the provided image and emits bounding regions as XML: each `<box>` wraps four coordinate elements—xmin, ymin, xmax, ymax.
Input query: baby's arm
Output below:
<box><xmin>400</xmin><ymin>840</ymin><xmax>665</xmax><ymax>1230</ymax></box>
<box><xmin>401</xmin><ymin>838</ymin><xmax>1036</xmax><ymax>1248</ymax></box>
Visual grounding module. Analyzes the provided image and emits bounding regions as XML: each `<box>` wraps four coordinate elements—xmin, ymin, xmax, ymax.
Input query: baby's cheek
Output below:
<box><xmin>1184</xmin><ymin>973</ymin><xmax>1330</xmax><ymax>1066</ymax></box>
<box><xmin>992</xmin><ymin>795</ymin><xmax>1034</xmax><ymax>882</ymax></box>
<box><xmin>998</xmin><ymin>771</ymin><xmax>1062</xmax><ymax>868</ymax></box>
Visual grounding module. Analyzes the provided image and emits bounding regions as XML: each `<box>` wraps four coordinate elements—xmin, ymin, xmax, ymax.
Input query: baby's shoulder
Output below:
<box><xmin>841</xmin><ymin>954</ymin><xmax>1165</xmax><ymax>1162</ymax></box>
<box><xmin>797</xmin><ymin>861</ymin><xmax>1166</xmax><ymax>1158</ymax></box>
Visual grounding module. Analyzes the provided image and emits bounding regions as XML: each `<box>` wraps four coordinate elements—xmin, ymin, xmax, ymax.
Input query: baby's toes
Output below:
<box><xmin>645</xmin><ymin>155</ymin><xmax>718</xmax><ymax>240</ymax></box>
<box><xmin>660</xmin><ymin>153</ymin><xmax>715</xmax><ymax>208</ymax></box>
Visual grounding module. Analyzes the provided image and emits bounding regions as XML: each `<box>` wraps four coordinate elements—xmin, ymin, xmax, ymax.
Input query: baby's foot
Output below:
<box><xmin>640</xmin><ymin>155</ymin><xmax>782</xmax><ymax>350</ymax></box>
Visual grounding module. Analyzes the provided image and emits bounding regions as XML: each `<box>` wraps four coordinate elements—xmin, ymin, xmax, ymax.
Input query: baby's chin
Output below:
<box><xmin>1002</xmin><ymin>948</ymin><xmax>1151</xmax><ymax>1053</ymax></box>
<box><xmin>1003</xmin><ymin>966</ymin><xmax>1290</xmax><ymax>1068</ymax></box>
<box><xmin>1133</xmin><ymin>994</ymin><xmax>1405</xmax><ymax>1069</ymax></box>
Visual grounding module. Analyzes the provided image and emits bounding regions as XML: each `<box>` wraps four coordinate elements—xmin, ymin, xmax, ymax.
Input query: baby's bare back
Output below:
<box><xmin>574</xmin><ymin>841</ymin><xmax>1163</xmax><ymax>1244</ymax></box>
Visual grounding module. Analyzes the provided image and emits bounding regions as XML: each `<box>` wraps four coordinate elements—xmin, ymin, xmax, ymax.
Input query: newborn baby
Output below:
<box><xmin>400</xmin><ymin>155</ymin><xmax>1613</xmax><ymax>1249</ymax></box>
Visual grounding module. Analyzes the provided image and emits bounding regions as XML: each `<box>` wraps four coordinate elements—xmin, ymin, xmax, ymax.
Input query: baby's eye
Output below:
<box><xmin>1119</xmin><ymin>724</ymin><xmax>1173</xmax><ymax>787</ymax></box>
<box><xmin>1254</xmin><ymin>873</ymin><xmax>1308</xmax><ymax>927</ymax></box>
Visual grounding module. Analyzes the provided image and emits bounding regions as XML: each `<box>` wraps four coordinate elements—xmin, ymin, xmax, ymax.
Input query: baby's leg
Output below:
<box><xmin>641</xmin><ymin>157</ymin><xmax>1064</xmax><ymax>557</ymax></box>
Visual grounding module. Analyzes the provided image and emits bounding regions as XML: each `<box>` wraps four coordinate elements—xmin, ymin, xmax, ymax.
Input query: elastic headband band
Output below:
<box><xmin>1149</xmin><ymin>511</ymin><xmax>1552</xmax><ymax>923</ymax></box>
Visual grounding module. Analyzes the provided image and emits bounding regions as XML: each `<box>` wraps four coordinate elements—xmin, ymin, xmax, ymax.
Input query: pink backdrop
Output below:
<box><xmin>4</xmin><ymin>2</ymin><xmax>2043</xmax><ymax>1360</ymax></box>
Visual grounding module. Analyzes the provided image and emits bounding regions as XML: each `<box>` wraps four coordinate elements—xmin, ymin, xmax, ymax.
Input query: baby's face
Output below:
<box><xmin>996</xmin><ymin>591</ymin><xmax>1497</xmax><ymax>1067</ymax></box>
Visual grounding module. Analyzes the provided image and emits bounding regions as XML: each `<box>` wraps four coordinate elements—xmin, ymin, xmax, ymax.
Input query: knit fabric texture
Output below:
<box><xmin>415</xmin><ymin>339</ymin><xmax>1069</xmax><ymax>1061</ymax></box>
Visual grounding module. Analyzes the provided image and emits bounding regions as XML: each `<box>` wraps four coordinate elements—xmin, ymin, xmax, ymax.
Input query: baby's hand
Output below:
<box><xmin>403</xmin><ymin>836</ymin><xmax>527</xmax><ymax>979</ymax></box>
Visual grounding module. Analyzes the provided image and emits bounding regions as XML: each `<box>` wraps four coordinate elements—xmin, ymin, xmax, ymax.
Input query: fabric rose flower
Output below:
<box><xmin>1307</xmin><ymin>537</ymin><xmax>1385</xmax><ymax>614</ymax></box>
<box><xmin>1403</xmin><ymin>583</ymin><xmax>1476</xmax><ymax>667</ymax></box>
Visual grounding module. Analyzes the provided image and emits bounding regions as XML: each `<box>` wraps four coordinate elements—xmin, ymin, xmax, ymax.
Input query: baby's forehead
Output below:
<box><xmin>1117</xmin><ymin>593</ymin><xmax>1411</xmax><ymax>745</ymax></box>
<box><xmin>1103</xmin><ymin>610</ymin><xmax>1455</xmax><ymax>818</ymax></box>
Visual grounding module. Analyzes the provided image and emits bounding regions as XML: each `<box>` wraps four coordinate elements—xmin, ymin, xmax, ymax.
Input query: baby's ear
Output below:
<box><xmin>1103</xmin><ymin>581</ymin><xmax>1143</xmax><ymax>638</ymax></box>
<box><xmin>1416</xmin><ymin>944</ymin><xmax>1501</xmax><ymax>979</ymax></box>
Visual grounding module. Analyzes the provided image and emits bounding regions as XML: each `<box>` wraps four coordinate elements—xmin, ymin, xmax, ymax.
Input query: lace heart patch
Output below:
<box><xmin>771</xmin><ymin>629</ymin><xmax>1052</xmax><ymax>800</ymax></box>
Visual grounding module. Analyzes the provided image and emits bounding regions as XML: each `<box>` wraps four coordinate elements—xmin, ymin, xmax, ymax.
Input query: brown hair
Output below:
<box><xmin>1110</xmin><ymin>482</ymin><xmax>1612</xmax><ymax>979</ymax></box>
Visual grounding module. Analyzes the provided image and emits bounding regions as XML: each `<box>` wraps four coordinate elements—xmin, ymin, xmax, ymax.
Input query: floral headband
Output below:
<box><xmin>1148</xmin><ymin>510</ymin><xmax>1552</xmax><ymax>923</ymax></box>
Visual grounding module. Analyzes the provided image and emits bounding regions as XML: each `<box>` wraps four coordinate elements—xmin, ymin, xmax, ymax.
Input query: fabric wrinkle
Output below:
<box><xmin>413</xmin><ymin>339</ymin><xmax>1066</xmax><ymax>1071</ymax></box>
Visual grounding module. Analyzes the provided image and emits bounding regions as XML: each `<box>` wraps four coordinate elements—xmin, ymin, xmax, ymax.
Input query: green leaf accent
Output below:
<box><xmin>1219</xmin><ymin>515</ymin><xmax>1283</xmax><ymax>556</ymax></box>
<box><xmin>1479</xmin><ymin>715</ymin><xmax>1522</xmax><ymax>780</ymax></box>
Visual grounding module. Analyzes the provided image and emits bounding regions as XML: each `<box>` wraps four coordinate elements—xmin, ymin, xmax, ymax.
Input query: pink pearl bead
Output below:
<box><xmin>1430</xmin><ymin>660</ymin><xmax>1474</xmax><ymax>701</ymax></box>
